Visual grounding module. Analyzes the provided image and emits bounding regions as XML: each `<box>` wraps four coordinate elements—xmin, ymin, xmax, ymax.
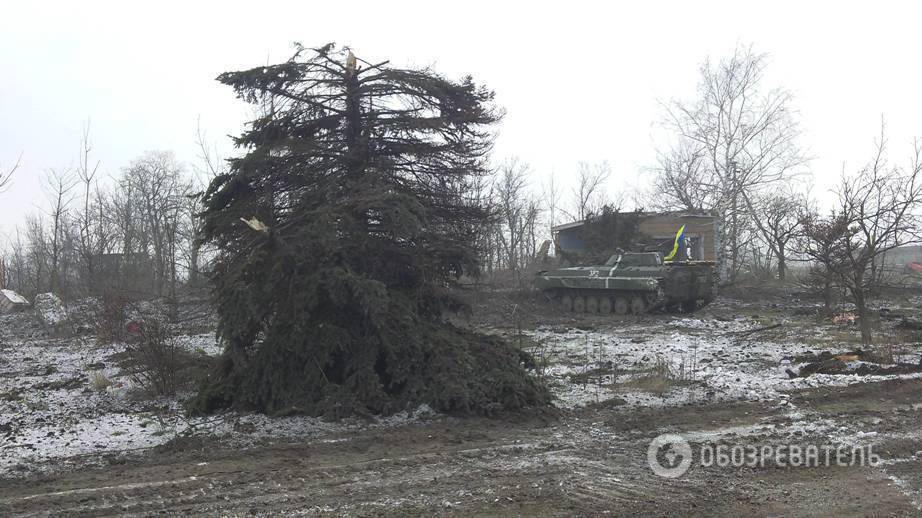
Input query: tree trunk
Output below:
<box><xmin>188</xmin><ymin>243</ymin><xmax>200</xmax><ymax>286</ymax></box>
<box><xmin>851</xmin><ymin>287</ymin><xmax>873</xmax><ymax>345</ymax></box>
<box><xmin>823</xmin><ymin>279</ymin><xmax>832</xmax><ymax>310</ymax></box>
<box><xmin>777</xmin><ymin>254</ymin><xmax>786</xmax><ymax>282</ymax></box>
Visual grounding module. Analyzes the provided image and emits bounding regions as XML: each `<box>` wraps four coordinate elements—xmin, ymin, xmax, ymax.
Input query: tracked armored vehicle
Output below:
<box><xmin>534</xmin><ymin>252</ymin><xmax>716</xmax><ymax>314</ymax></box>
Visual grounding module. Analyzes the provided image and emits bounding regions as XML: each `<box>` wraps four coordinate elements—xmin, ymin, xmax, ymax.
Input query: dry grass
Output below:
<box><xmin>90</xmin><ymin>371</ymin><xmax>112</xmax><ymax>391</ymax></box>
<box><xmin>615</xmin><ymin>355</ymin><xmax>696</xmax><ymax>396</ymax></box>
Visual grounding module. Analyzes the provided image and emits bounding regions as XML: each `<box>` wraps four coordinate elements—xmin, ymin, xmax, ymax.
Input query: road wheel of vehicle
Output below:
<box><xmin>613</xmin><ymin>296</ymin><xmax>628</xmax><ymax>315</ymax></box>
<box><xmin>573</xmin><ymin>295</ymin><xmax>586</xmax><ymax>312</ymax></box>
<box><xmin>560</xmin><ymin>294</ymin><xmax>573</xmax><ymax>311</ymax></box>
<box><xmin>586</xmin><ymin>296</ymin><xmax>599</xmax><ymax>313</ymax></box>
<box><xmin>598</xmin><ymin>297</ymin><xmax>613</xmax><ymax>314</ymax></box>
<box><xmin>630</xmin><ymin>296</ymin><xmax>646</xmax><ymax>314</ymax></box>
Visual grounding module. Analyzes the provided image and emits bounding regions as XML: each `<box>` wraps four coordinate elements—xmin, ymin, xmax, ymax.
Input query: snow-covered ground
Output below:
<box><xmin>3</xmin><ymin>299</ymin><xmax>920</xmax><ymax>479</ymax></box>
<box><xmin>0</xmin><ymin>309</ymin><xmax>432</xmax><ymax>479</ymax></box>
<box><xmin>526</xmin><ymin>315</ymin><xmax>922</xmax><ymax>409</ymax></box>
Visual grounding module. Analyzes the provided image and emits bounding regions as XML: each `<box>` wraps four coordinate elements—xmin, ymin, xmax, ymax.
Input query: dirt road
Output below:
<box><xmin>3</xmin><ymin>378</ymin><xmax>921</xmax><ymax>516</ymax></box>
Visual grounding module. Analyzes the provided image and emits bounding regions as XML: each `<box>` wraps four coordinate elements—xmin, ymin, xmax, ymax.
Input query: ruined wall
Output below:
<box><xmin>638</xmin><ymin>214</ymin><xmax>718</xmax><ymax>262</ymax></box>
<box><xmin>554</xmin><ymin>213</ymin><xmax>719</xmax><ymax>264</ymax></box>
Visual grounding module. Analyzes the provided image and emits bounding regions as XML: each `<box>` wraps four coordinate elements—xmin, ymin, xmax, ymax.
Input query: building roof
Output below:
<box><xmin>551</xmin><ymin>211</ymin><xmax>717</xmax><ymax>232</ymax></box>
<box><xmin>1</xmin><ymin>289</ymin><xmax>29</xmax><ymax>305</ymax></box>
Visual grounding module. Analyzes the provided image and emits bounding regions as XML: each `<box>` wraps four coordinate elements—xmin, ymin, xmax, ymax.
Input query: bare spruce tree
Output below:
<box><xmin>194</xmin><ymin>44</ymin><xmax>549</xmax><ymax>416</ymax></box>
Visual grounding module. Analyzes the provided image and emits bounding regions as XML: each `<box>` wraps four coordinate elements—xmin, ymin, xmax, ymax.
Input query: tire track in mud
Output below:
<box><xmin>0</xmin><ymin>420</ymin><xmax>677</xmax><ymax>516</ymax></box>
<box><xmin>6</xmin><ymin>380</ymin><xmax>922</xmax><ymax>516</ymax></box>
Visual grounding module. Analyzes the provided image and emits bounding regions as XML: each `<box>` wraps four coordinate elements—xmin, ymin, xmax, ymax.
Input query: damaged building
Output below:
<box><xmin>552</xmin><ymin>211</ymin><xmax>723</xmax><ymax>269</ymax></box>
<box><xmin>0</xmin><ymin>289</ymin><xmax>30</xmax><ymax>313</ymax></box>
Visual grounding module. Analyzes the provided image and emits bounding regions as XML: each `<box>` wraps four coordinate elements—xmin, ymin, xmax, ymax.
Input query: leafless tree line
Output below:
<box><xmin>0</xmin><ymin>126</ymin><xmax>221</xmax><ymax>302</ymax></box>
<box><xmin>648</xmin><ymin>44</ymin><xmax>922</xmax><ymax>346</ymax></box>
<box><xmin>474</xmin><ymin>158</ymin><xmax>615</xmax><ymax>285</ymax></box>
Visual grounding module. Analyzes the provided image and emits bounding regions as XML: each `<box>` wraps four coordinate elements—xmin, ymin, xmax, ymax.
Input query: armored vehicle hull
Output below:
<box><xmin>534</xmin><ymin>252</ymin><xmax>716</xmax><ymax>314</ymax></box>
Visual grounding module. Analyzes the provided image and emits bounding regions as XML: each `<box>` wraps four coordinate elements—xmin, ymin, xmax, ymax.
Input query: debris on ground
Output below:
<box><xmin>897</xmin><ymin>318</ymin><xmax>922</xmax><ymax>331</ymax></box>
<box><xmin>832</xmin><ymin>312</ymin><xmax>858</xmax><ymax>325</ymax></box>
<box><xmin>785</xmin><ymin>350</ymin><xmax>922</xmax><ymax>378</ymax></box>
<box><xmin>33</xmin><ymin>292</ymin><xmax>68</xmax><ymax>329</ymax></box>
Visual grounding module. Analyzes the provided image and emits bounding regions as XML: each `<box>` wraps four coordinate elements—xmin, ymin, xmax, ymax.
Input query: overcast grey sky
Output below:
<box><xmin>2</xmin><ymin>1</ymin><xmax>922</xmax><ymax>242</ymax></box>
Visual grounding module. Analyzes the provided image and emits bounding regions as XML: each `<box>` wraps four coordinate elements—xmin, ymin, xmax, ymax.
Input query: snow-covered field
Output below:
<box><xmin>2</xmin><ymin>298</ymin><xmax>920</xmax><ymax>480</ymax></box>
<box><xmin>0</xmin><ymin>309</ymin><xmax>430</xmax><ymax>479</ymax></box>
<box><xmin>525</xmin><ymin>315</ymin><xmax>922</xmax><ymax>409</ymax></box>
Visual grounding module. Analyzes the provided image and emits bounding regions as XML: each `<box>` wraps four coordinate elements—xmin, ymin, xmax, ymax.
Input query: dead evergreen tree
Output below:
<box><xmin>193</xmin><ymin>44</ymin><xmax>549</xmax><ymax>417</ymax></box>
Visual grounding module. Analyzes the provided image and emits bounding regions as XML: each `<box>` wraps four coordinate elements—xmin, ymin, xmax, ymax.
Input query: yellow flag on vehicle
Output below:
<box><xmin>664</xmin><ymin>224</ymin><xmax>686</xmax><ymax>261</ymax></box>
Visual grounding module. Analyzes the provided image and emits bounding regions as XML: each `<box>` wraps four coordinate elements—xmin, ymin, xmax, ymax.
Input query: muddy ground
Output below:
<box><xmin>3</xmin><ymin>380</ymin><xmax>922</xmax><ymax>516</ymax></box>
<box><xmin>3</xmin><ymin>287</ymin><xmax>922</xmax><ymax>516</ymax></box>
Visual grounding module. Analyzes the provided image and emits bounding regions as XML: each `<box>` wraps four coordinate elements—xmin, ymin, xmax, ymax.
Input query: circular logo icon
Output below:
<box><xmin>647</xmin><ymin>433</ymin><xmax>692</xmax><ymax>478</ymax></box>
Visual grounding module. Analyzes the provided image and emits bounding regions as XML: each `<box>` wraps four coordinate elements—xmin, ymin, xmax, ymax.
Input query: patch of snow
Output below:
<box><xmin>0</xmin><ymin>320</ymin><xmax>442</xmax><ymax>478</ymax></box>
<box><xmin>525</xmin><ymin>316</ymin><xmax>922</xmax><ymax>410</ymax></box>
<box><xmin>173</xmin><ymin>332</ymin><xmax>223</xmax><ymax>356</ymax></box>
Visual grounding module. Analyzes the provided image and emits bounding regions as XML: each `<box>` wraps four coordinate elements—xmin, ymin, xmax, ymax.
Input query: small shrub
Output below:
<box><xmin>97</xmin><ymin>292</ymin><xmax>130</xmax><ymax>343</ymax></box>
<box><xmin>621</xmin><ymin>356</ymin><xmax>694</xmax><ymax>396</ymax></box>
<box><xmin>90</xmin><ymin>372</ymin><xmax>113</xmax><ymax>391</ymax></box>
<box><xmin>124</xmin><ymin>318</ymin><xmax>180</xmax><ymax>396</ymax></box>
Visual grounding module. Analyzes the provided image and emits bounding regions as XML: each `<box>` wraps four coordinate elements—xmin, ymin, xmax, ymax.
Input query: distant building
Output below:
<box><xmin>0</xmin><ymin>289</ymin><xmax>30</xmax><ymax>313</ymax></box>
<box><xmin>881</xmin><ymin>245</ymin><xmax>922</xmax><ymax>268</ymax></box>
<box><xmin>552</xmin><ymin>211</ymin><xmax>721</xmax><ymax>267</ymax></box>
<box><xmin>90</xmin><ymin>252</ymin><xmax>155</xmax><ymax>293</ymax></box>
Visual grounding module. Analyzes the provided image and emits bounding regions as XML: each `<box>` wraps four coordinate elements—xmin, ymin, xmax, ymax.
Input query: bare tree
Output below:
<box><xmin>183</xmin><ymin>120</ymin><xmax>225</xmax><ymax>285</ymax></box>
<box><xmin>42</xmin><ymin>168</ymin><xmax>77</xmax><ymax>293</ymax></box>
<box><xmin>569</xmin><ymin>161</ymin><xmax>611</xmax><ymax>221</ymax></box>
<box><xmin>0</xmin><ymin>152</ymin><xmax>22</xmax><ymax>193</ymax></box>
<box><xmin>657</xmin><ymin>45</ymin><xmax>807</xmax><ymax>280</ymax></box>
<box><xmin>76</xmin><ymin>120</ymin><xmax>102</xmax><ymax>285</ymax></box>
<box><xmin>801</xmin><ymin>211</ymin><xmax>849</xmax><ymax>311</ymax></box>
<box><xmin>24</xmin><ymin>215</ymin><xmax>49</xmax><ymax>294</ymax></box>
<box><xmin>751</xmin><ymin>186</ymin><xmax>807</xmax><ymax>281</ymax></box>
<box><xmin>123</xmin><ymin>151</ymin><xmax>188</xmax><ymax>300</ymax></box>
<box><xmin>807</xmin><ymin>130</ymin><xmax>922</xmax><ymax>344</ymax></box>
<box><xmin>543</xmin><ymin>170</ymin><xmax>563</xmax><ymax>231</ymax></box>
<box><xmin>493</xmin><ymin>158</ymin><xmax>541</xmax><ymax>284</ymax></box>
<box><xmin>651</xmin><ymin>143</ymin><xmax>714</xmax><ymax>212</ymax></box>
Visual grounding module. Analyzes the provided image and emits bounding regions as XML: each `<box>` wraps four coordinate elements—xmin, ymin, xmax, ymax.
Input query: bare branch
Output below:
<box><xmin>0</xmin><ymin>152</ymin><xmax>23</xmax><ymax>193</ymax></box>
